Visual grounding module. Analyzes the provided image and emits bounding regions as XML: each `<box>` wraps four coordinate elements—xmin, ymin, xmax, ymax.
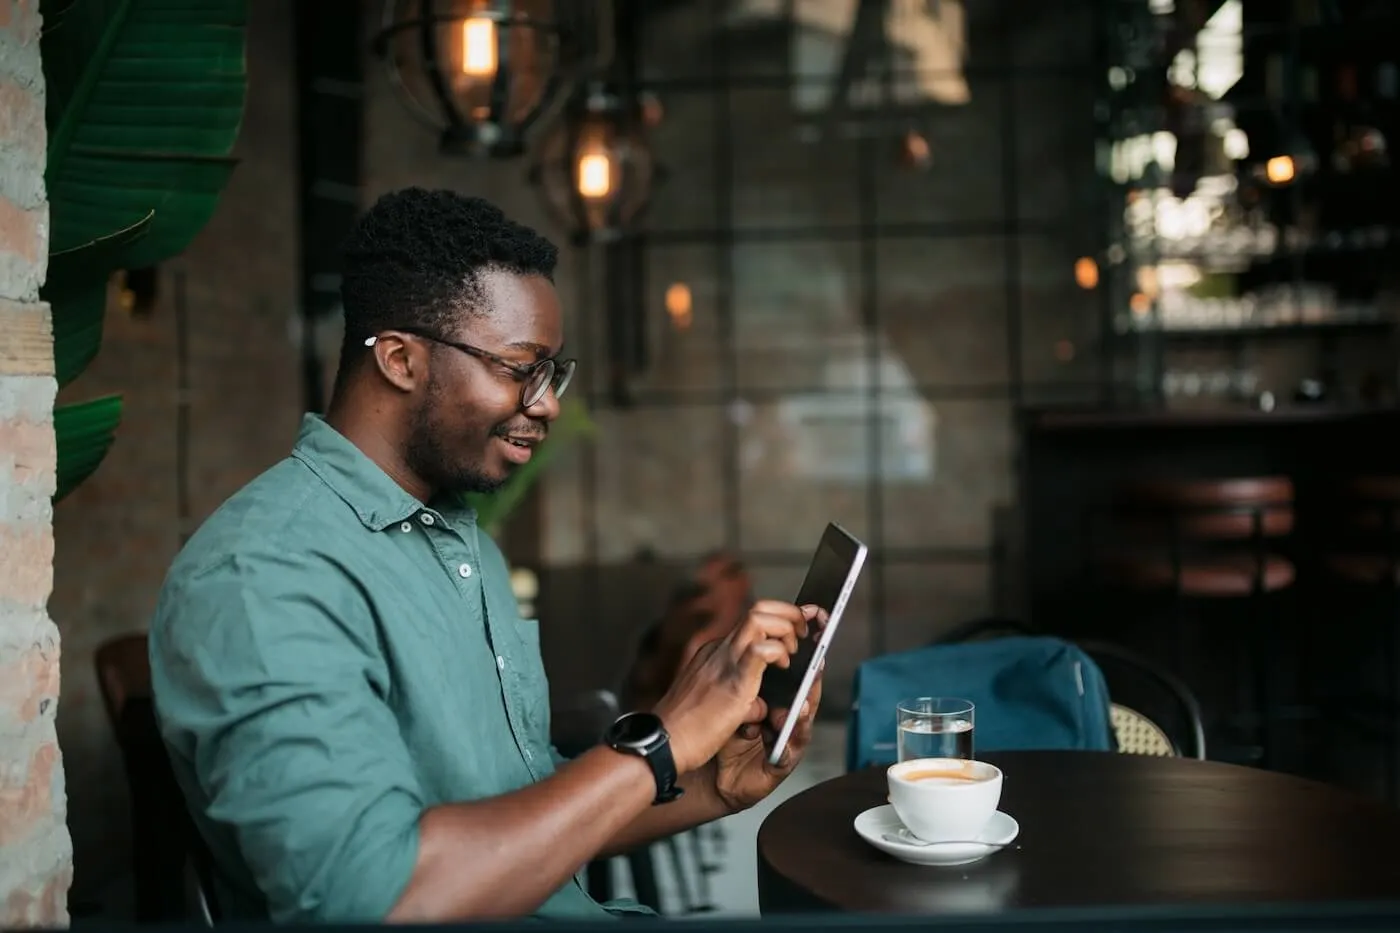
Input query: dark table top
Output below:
<box><xmin>756</xmin><ymin>751</ymin><xmax>1400</xmax><ymax>915</ymax></box>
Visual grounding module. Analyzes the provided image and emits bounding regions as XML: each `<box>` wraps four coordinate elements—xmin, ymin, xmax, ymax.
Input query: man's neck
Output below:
<box><xmin>324</xmin><ymin>393</ymin><xmax>434</xmax><ymax>504</ymax></box>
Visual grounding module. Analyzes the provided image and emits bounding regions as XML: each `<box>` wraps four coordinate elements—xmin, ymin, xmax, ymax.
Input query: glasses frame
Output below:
<box><xmin>365</xmin><ymin>326</ymin><xmax>577</xmax><ymax>409</ymax></box>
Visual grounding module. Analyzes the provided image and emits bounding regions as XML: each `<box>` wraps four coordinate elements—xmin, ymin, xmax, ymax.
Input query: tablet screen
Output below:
<box><xmin>758</xmin><ymin>524</ymin><xmax>864</xmax><ymax>713</ymax></box>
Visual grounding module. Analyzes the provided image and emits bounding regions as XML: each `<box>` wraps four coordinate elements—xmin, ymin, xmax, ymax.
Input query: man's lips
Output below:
<box><xmin>497</xmin><ymin>433</ymin><xmax>545</xmax><ymax>449</ymax></box>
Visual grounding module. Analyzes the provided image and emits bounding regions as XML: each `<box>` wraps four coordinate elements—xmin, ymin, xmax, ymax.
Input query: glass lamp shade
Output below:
<box><xmin>375</xmin><ymin>0</ymin><xmax>576</xmax><ymax>158</ymax></box>
<box><xmin>531</xmin><ymin>84</ymin><xmax>660</xmax><ymax>244</ymax></box>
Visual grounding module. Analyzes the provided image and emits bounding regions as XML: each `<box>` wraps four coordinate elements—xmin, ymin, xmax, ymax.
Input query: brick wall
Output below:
<box><xmin>0</xmin><ymin>0</ymin><xmax>73</xmax><ymax>926</ymax></box>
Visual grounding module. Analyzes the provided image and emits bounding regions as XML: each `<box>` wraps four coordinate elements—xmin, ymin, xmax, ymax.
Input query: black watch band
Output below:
<box><xmin>603</xmin><ymin>711</ymin><xmax>684</xmax><ymax>805</ymax></box>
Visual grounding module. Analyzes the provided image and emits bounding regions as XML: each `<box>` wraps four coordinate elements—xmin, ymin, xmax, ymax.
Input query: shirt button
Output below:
<box><xmin>399</xmin><ymin>521</ymin><xmax>412</xmax><ymax>533</ymax></box>
<box><xmin>458</xmin><ymin>563</ymin><xmax>472</xmax><ymax>578</ymax></box>
<box><xmin>496</xmin><ymin>655</ymin><xmax>505</xmax><ymax>670</ymax></box>
<box><xmin>420</xmin><ymin>513</ymin><xmax>435</xmax><ymax>526</ymax></box>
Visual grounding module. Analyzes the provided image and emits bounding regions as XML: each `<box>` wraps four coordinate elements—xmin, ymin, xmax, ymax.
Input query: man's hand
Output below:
<box><xmin>652</xmin><ymin>600</ymin><xmax>819</xmax><ymax>775</ymax></box>
<box><xmin>712</xmin><ymin>661</ymin><xmax>824</xmax><ymax>813</ymax></box>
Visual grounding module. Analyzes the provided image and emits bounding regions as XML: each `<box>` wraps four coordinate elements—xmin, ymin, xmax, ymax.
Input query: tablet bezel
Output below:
<box><xmin>765</xmin><ymin>522</ymin><xmax>869</xmax><ymax>767</ymax></box>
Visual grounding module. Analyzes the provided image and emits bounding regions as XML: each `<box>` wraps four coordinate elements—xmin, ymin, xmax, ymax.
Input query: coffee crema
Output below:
<box><xmin>899</xmin><ymin>768</ymin><xmax>985</xmax><ymax>784</ymax></box>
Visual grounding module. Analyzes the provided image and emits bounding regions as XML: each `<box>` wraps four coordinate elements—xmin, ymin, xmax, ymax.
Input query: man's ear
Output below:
<box><xmin>366</xmin><ymin>333</ymin><xmax>426</xmax><ymax>393</ymax></box>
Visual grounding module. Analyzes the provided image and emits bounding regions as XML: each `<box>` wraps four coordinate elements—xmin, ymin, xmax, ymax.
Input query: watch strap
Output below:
<box><xmin>606</xmin><ymin>712</ymin><xmax>684</xmax><ymax>805</ymax></box>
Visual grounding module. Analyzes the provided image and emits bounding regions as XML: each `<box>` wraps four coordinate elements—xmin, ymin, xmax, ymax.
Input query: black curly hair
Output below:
<box><xmin>336</xmin><ymin>187</ymin><xmax>559</xmax><ymax>376</ymax></box>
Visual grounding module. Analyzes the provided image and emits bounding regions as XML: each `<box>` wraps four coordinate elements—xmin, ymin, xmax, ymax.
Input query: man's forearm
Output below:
<box><xmin>596</xmin><ymin>763</ymin><xmax>731</xmax><ymax>858</ymax></box>
<box><xmin>387</xmin><ymin>745</ymin><xmax>655</xmax><ymax>922</ymax></box>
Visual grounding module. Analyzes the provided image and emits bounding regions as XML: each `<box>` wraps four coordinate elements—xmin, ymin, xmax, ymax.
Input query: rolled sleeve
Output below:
<box><xmin>151</xmin><ymin>551</ymin><xmax>424</xmax><ymax>923</ymax></box>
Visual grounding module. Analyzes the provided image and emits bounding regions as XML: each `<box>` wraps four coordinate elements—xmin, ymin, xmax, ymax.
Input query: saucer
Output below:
<box><xmin>853</xmin><ymin>805</ymin><xmax>1019</xmax><ymax>867</ymax></box>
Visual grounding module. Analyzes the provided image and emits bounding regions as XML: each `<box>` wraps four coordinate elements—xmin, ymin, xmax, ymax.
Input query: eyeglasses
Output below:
<box><xmin>364</xmin><ymin>327</ymin><xmax>577</xmax><ymax>409</ymax></box>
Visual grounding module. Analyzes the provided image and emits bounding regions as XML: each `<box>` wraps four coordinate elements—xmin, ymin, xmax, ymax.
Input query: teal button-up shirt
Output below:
<box><xmin>149</xmin><ymin>414</ymin><xmax>648</xmax><ymax>922</ymax></box>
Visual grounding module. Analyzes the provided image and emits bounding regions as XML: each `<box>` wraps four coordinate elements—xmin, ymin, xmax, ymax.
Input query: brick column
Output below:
<box><xmin>0</xmin><ymin>0</ymin><xmax>73</xmax><ymax>926</ymax></box>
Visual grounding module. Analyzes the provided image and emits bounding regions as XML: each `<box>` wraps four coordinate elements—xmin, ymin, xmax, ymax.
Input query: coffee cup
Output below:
<box><xmin>886</xmin><ymin>757</ymin><xmax>1003</xmax><ymax>843</ymax></box>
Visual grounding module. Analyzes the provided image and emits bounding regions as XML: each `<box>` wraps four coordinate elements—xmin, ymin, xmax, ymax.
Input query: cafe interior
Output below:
<box><xmin>9</xmin><ymin>0</ymin><xmax>1400</xmax><ymax>928</ymax></box>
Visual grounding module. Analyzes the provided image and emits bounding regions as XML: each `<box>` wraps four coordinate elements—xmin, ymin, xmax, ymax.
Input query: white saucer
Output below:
<box><xmin>853</xmin><ymin>805</ymin><xmax>1019</xmax><ymax>867</ymax></box>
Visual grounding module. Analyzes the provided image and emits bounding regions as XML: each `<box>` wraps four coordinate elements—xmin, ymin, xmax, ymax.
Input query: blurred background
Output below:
<box><xmin>28</xmin><ymin>0</ymin><xmax>1400</xmax><ymax>920</ymax></box>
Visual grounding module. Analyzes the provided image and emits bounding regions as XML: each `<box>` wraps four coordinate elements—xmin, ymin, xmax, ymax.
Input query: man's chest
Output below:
<box><xmin>349</xmin><ymin>520</ymin><xmax>557</xmax><ymax>802</ymax></box>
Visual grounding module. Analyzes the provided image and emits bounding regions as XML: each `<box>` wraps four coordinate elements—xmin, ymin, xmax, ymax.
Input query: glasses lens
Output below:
<box><xmin>522</xmin><ymin>362</ymin><xmax>553</xmax><ymax>408</ymax></box>
<box><xmin>553</xmin><ymin>360</ymin><xmax>576</xmax><ymax>400</ymax></box>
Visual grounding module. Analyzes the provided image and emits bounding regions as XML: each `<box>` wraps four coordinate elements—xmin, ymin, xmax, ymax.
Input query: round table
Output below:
<box><xmin>757</xmin><ymin>751</ymin><xmax>1400</xmax><ymax>915</ymax></box>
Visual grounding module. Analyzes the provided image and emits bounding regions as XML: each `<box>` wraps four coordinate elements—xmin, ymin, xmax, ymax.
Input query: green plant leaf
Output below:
<box><xmin>42</xmin><ymin>0</ymin><xmax>248</xmax><ymax>264</ymax></box>
<box><xmin>44</xmin><ymin>210</ymin><xmax>152</xmax><ymax>300</ymax></box>
<box><xmin>53</xmin><ymin>395</ymin><xmax>123</xmax><ymax>503</ymax></box>
<box><xmin>51</xmin><ymin>285</ymin><xmax>107</xmax><ymax>388</ymax></box>
<box><xmin>45</xmin><ymin>211</ymin><xmax>153</xmax><ymax>387</ymax></box>
<box><xmin>39</xmin><ymin>0</ymin><xmax>248</xmax><ymax>500</ymax></box>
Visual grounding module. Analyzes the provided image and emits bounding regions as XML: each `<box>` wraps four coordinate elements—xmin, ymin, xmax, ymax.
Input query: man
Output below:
<box><xmin>148</xmin><ymin>189</ymin><xmax>824</xmax><ymax>923</ymax></box>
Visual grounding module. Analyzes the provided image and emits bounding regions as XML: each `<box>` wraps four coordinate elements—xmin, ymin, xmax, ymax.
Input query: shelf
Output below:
<box><xmin>1112</xmin><ymin>320</ymin><xmax>1396</xmax><ymax>342</ymax></box>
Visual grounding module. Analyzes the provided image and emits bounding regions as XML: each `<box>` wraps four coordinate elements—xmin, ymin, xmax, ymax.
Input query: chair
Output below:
<box><xmin>848</xmin><ymin>632</ymin><xmax>1116</xmax><ymax>771</ymax></box>
<box><xmin>94</xmin><ymin>633</ymin><xmax>220</xmax><ymax>925</ymax></box>
<box><xmin>933</xmin><ymin>620</ymin><xmax>1207</xmax><ymax>760</ymax></box>
<box><xmin>1089</xmin><ymin>477</ymin><xmax>1297</xmax><ymax>767</ymax></box>
<box><xmin>1318</xmin><ymin>476</ymin><xmax>1400</xmax><ymax>801</ymax></box>
<box><xmin>1078</xmin><ymin>639</ymin><xmax>1207</xmax><ymax>760</ymax></box>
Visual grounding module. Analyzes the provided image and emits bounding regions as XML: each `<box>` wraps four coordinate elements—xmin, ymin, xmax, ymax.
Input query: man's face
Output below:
<box><xmin>404</xmin><ymin>269</ymin><xmax>565</xmax><ymax>496</ymax></box>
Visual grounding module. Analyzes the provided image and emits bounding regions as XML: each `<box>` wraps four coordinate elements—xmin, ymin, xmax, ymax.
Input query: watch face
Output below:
<box><xmin>614</xmin><ymin>712</ymin><xmax>663</xmax><ymax>746</ymax></box>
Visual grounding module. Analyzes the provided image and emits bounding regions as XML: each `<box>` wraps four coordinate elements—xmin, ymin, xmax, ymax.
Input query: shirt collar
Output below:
<box><xmin>291</xmin><ymin>414</ymin><xmax>428</xmax><ymax>532</ymax></box>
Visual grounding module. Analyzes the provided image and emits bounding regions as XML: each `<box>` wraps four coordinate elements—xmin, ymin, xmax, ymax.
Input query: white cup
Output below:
<box><xmin>886</xmin><ymin>757</ymin><xmax>1003</xmax><ymax>843</ymax></box>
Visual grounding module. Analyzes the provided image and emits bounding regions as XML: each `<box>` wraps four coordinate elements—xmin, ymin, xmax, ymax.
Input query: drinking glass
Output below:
<box><xmin>897</xmin><ymin>697</ymin><xmax>975</xmax><ymax>762</ymax></box>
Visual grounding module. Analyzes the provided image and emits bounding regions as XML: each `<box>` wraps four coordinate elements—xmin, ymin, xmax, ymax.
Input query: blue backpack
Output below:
<box><xmin>845</xmin><ymin>635</ymin><xmax>1115</xmax><ymax>771</ymax></box>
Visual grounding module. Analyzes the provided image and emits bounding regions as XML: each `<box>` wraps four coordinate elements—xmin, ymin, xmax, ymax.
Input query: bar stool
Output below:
<box><xmin>1090</xmin><ymin>477</ymin><xmax>1296</xmax><ymax>767</ymax></box>
<box><xmin>1319</xmin><ymin>476</ymin><xmax>1400</xmax><ymax>801</ymax></box>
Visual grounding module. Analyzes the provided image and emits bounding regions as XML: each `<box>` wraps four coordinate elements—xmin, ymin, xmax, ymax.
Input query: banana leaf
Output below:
<box><xmin>43</xmin><ymin>0</ymin><xmax>247</xmax><ymax>265</ymax></box>
<box><xmin>46</xmin><ymin>211</ymin><xmax>152</xmax><ymax>387</ymax></box>
<box><xmin>53</xmin><ymin>396</ymin><xmax>124</xmax><ymax>502</ymax></box>
<box><xmin>40</xmin><ymin>0</ymin><xmax>247</xmax><ymax>503</ymax></box>
<box><xmin>465</xmin><ymin>399</ymin><xmax>597</xmax><ymax>536</ymax></box>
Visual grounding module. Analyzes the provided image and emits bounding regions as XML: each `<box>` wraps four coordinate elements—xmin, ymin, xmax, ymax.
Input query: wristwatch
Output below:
<box><xmin>603</xmin><ymin>711</ymin><xmax>684</xmax><ymax>805</ymax></box>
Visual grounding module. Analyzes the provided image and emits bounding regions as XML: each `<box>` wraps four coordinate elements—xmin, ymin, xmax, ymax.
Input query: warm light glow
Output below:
<box><xmin>1136</xmin><ymin>265</ymin><xmax>1160</xmax><ymax>298</ymax></box>
<box><xmin>1074</xmin><ymin>257</ymin><xmax>1099</xmax><ymax>290</ymax></box>
<box><xmin>461</xmin><ymin>17</ymin><xmax>497</xmax><ymax>77</ymax></box>
<box><xmin>1265</xmin><ymin>155</ymin><xmax>1296</xmax><ymax>185</ymax></box>
<box><xmin>576</xmin><ymin>152</ymin><xmax>612</xmax><ymax>199</ymax></box>
<box><xmin>665</xmin><ymin>283</ymin><xmax>693</xmax><ymax>330</ymax></box>
<box><xmin>1129</xmin><ymin>292</ymin><xmax>1152</xmax><ymax>317</ymax></box>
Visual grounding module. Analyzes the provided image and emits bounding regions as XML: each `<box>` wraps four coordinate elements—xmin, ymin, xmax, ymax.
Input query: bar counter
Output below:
<box><xmin>1019</xmin><ymin>403</ymin><xmax>1400</xmax><ymax>625</ymax></box>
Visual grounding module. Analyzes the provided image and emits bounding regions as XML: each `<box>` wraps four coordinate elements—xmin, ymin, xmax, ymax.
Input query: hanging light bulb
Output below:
<box><xmin>373</xmin><ymin>0</ymin><xmax>604</xmax><ymax>158</ymax></box>
<box><xmin>530</xmin><ymin>82</ymin><xmax>662</xmax><ymax>245</ymax></box>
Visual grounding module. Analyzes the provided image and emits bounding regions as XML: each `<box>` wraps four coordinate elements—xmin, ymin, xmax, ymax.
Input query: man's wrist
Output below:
<box><xmin>650</xmin><ymin>707</ymin><xmax>697</xmax><ymax>775</ymax></box>
<box><xmin>683</xmin><ymin>760</ymin><xmax>736</xmax><ymax>818</ymax></box>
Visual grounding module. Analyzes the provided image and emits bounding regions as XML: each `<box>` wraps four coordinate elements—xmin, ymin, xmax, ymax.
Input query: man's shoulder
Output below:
<box><xmin>155</xmin><ymin>457</ymin><xmax>364</xmax><ymax>616</ymax></box>
<box><xmin>184</xmin><ymin>457</ymin><xmax>353</xmax><ymax>560</ymax></box>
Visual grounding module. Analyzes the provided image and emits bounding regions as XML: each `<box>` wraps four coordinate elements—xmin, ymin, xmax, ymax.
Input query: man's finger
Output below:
<box><xmin>738</xmin><ymin>638</ymin><xmax>791</xmax><ymax>679</ymax></box>
<box><xmin>729</xmin><ymin>611</ymin><xmax>802</xmax><ymax>660</ymax></box>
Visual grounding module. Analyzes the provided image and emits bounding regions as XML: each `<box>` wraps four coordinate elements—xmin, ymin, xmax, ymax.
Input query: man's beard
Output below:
<box><xmin>404</xmin><ymin>392</ymin><xmax>508</xmax><ymax>498</ymax></box>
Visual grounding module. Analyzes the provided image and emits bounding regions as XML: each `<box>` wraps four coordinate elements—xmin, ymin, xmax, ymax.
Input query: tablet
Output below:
<box><xmin>759</xmin><ymin>522</ymin><xmax>869</xmax><ymax>766</ymax></box>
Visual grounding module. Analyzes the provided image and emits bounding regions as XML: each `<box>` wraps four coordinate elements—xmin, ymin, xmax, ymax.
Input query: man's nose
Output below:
<box><xmin>525</xmin><ymin>384</ymin><xmax>562</xmax><ymax>422</ymax></box>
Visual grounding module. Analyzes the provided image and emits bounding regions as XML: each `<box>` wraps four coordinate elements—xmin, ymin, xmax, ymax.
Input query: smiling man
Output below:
<box><xmin>147</xmin><ymin>188</ymin><xmax>824</xmax><ymax>923</ymax></box>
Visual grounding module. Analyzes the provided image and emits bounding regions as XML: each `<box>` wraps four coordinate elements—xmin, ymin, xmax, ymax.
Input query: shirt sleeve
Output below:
<box><xmin>150</xmin><ymin>550</ymin><xmax>424</xmax><ymax>923</ymax></box>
